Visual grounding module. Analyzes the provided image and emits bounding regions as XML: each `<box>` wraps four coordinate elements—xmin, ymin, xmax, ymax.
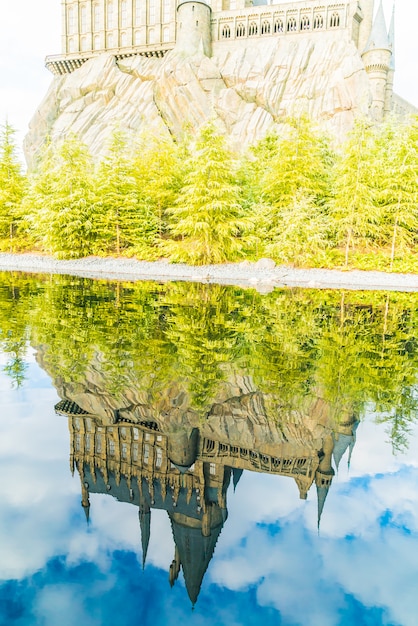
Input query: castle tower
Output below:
<box><xmin>315</xmin><ymin>434</ymin><xmax>335</xmax><ymax>529</ymax></box>
<box><xmin>175</xmin><ymin>0</ymin><xmax>212</xmax><ymax>57</ymax></box>
<box><xmin>385</xmin><ymin>4</ymin><xmax>395</xmax><ymax>115</ymax></box>
<box><xmin>358</xmin><ymin>0</ymin><xmax>375</xmax><ymax>52</ymax></box>
<box><xmin>361</xmin><ymin>1</ymin><xmax>392</xmax><ymax>122</ymax></box>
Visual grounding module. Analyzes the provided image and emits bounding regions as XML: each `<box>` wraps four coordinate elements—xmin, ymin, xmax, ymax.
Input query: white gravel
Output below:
<box><xmin>1</xmin><ymin>253</ymin><xmax>418</xmax><ymax>292</ymax></box>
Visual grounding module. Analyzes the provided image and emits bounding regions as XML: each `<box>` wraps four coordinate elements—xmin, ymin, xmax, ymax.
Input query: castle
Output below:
<box><xmin>24</xmin><ymin>0</ymin><xmax>416</xmax><ymax>161</ymax></box>
<box><xmin>45</xmin><ymin>0</ymin><xmax>413</xmax><ymax>123</ymax></box>
<box><xmin>54</xmin><ymin>391</ymin><xmax>358</xmax><ymax>605</ymax></box>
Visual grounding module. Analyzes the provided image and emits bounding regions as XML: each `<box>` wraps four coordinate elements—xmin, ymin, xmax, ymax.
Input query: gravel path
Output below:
<box><xmin>1</xmin><ymin>252</ymin><xmax>418</xmax><ymax>292</ymax></box>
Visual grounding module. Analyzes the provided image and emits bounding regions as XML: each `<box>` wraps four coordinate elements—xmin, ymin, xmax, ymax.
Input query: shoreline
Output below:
<box><xmin>1</xmin><ymin>252</ymin><xmax>418</xmax><ymax>292</ymax></box>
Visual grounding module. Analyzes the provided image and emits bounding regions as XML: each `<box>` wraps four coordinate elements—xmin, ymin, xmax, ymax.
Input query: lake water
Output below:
<box><xmin>0</xmin><ymin>272</ymin><xmax>417</xmax><ymax>626</ymax></box>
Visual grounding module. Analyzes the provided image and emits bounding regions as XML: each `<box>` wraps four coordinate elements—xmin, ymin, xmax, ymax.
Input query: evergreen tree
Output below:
<box><xmin>95</xmin><ymin>129</ymin><xmax>159</xmax><ymax>257</ymax></box>
<box><xmin>132</xmin><ymin>133</ymin><xmax>183</xmax><ymax>243</ymax></box>
<box><xmin>329</xmin><ymin>120</ymin><xmax>380</xmax><ymax>265</ymax></box>
<box><xmin>162</xmin><ymin>123</ymin><xmax>249</xmax><ymax>265</ymax></box>
<box><xmin>374</xmin><ymin>118</ymin><xmax>418</xmax><ymax>267</ymax></box>
<box><xmin>27</xmin><ymin>135</ymin><xmax>97</xmax><ymax>258</ymax></box>
<box><xmin>257</xmin><ymin>117</ymin><xmax>332</xmax><ymax>263</ymax></box>
<box><xmin>0</xmin><ymin>122</ymin><xmax>27</xmax><ymax>250</ymax></box>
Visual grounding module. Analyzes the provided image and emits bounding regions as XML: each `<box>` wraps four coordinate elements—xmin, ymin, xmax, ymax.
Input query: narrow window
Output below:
<box><xmin>80</xmin><ymin>5</ymin><xmax>87</xmax><ymax>33</ymax></box>
<box><xmin>133</xmin><ymin>443</ymin><xmax>138</xmax><ymax>461</ymax></box>
<box><xmin>261</xmin><ymin>20</ymin><xmax>270</xmax><ymax>35</ymax></box>
<box><xmin>300</xmin><ymin>16</ymin><xmax>310</xmax><ymax>30</ymax></box>
<box><xmin>163</xmin><ymin>0</ymin><xmax>171</xmax><ymax>23</ymax></box>
<box><xmin>94</xmin><ymin>4</ymin><xmax>101</xmax><ymax>30</ymax></box>
<box><xmin>95</xmin><ymin>434</ymin><xmax>102</xmax><ymax>453</ymax></box>
<box><xmin>107</xmin><ymin>1</ymin><xmax>115</xmax><ymax>28</ymax></box>
<box><xmin>109</xmin><ymin>439</ymin><xmax>115</xmax><ymax>456</ymax></box>
<box><xmin>236</xmin><ymin>22</ymin><xmax>245</xmax><ymax>37</ymax></box>
<box><xmin>314</xmin><ymin>14</ymin><xmax>323</xmax><ymax>29</ymax></box>
<box><xmin>156</xmin><ymin>447</ymin><xmax>163</xmax><ymax>468</ymax></box>
<box><xmin>330</xmin><ymin>12</ymin><xmax>340</xmax><ymax>28</ymax></box>
<box><xmin>144</xmin><ymin>443</ymin><xmax>150</xmax><ymax>464</ymax></box>
<box><xmin>149</xmin><ymin>0</ymin><xmax>156</xmax><ymax>25</ymax></box>
<box><xmin>135</xmin><ymin>0</ymin><xmax>141</xmax><ymax>25</ymax></box>
<box><xmin>121</xmin><ymin>31</ymin><xmax>127</xmax><ymax>46</ymax></box>
<box><xmin>221</xmin><ymin>24</ymin><xmax>231</xmax><ymax>38</ymax></box>
<box><xmin>274</xmin><ymin>18</ymin><xmax>283</xmax><ymax>33</ymax></box>
<box><xmin>249</xmin><ymin>21</ymin><xmax>258</xmax><ymax>36</ymax></box>
<box><xmin>121</xmin><ymin>0</ymin><xmax>128</xmax><ymax>27</ymax></box>
<box><xmin>68</xmin><ymin>7</ymin><xmax>76</xmax><ymax>34</ymax></box>
<box><xmin>287</xmin><ymin>17</ymin><xmax>297</xmax><ymax>32</ymax></box>
<box><xmin>122</xmin><ymin>443</ymin><xmax>128</xmax><ymax>459</ymax></box>
<box><xmin>209</xmin><ymin>463</ymin><xmax>216</xmax><ymax>475</ymax></box>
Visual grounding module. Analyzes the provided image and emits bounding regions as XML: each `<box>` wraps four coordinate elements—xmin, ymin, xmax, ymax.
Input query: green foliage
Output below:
<box><xmin>0</xmin><ymin>122</ymin><xmax>27</xmax><ymax>250</ymax></box>
<box><xmin>95</xmin><ymin>129</ymin><xmax>160</xmax><ymax>257</ymax></box>
<box><xmin>4</xmin><ymin>114</ymin><xmax>418</xmax><ymax>270</ymax></box>
<box><xmin>2</xmin><ymin>273</ymin><xmax>418</xmax><ymax>452</ymax></box>
<box><xmin>27</xmin><ymin>135</ymin><xmax>98</xmax><ymax>258</ymax></box>
<box><xmin>162</xmin><ymin>123</ymin><xmax>250</xmax><ymax>264</ymax></box>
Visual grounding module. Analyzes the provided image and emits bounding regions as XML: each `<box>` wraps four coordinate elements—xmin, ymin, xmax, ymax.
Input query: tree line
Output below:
<box><xmin>1</xmin><ymin>273</ymin><xmax>417</xmax><ymax>452</ymax></box>
<box><xmin>0</xmin><ymin>116</ymin><xmax>417</xmax><ymax>269</ymax></box>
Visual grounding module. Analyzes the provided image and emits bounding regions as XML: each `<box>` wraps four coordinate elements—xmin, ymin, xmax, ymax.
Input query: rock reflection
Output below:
<box><xmin>55</xmin><ymin>380</ymin><xmax>358</xmax><ymax>605</ymax></box>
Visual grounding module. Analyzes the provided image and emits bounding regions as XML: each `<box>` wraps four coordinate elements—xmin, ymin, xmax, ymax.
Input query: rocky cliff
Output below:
<box><xmin>25</xmin><ymin>30</ymin><xmax>371</xmax><ymax>165</ymax></box>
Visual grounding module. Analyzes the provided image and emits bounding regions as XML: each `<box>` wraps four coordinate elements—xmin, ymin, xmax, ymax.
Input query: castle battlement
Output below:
<box><xmin>46</xmin><ymin>0</ymin><xmax>361</xmax><ymax>75</ymax></box>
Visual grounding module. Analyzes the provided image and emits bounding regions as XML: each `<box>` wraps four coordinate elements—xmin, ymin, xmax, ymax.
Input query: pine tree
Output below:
<box><xmin>132</xmin><ymin>133</ymin><xmax>183</xmax><ymax>243</ymax></box>
<box><xmin>27</xmin><ymin>135</ymin><xmax>97</xmax><ymax>258</ymax></box>
<box><xmin>162</xmin><ymin>123</ymin><xmax>249</xmax><ymax>265</ymax></box>
<box><xmin>374</xmin><ymin>118</ymin><xmax>418</xmax><ymax>268</ymax></box>
<box><xmin>330</xmin><ymin>120</ymin><xmax>380</xmax><ymax>265</ymax></box>
<box><xmin>95</xmin><ymin>129</ymin><xmax>159</xmax><ymax>257</ymax></box>
<box><xmin>0</xmin><ymin>122</ymin><xmax>27</xmax><ymax>250</ymax></box>
<box><xmin>258</xmin><ymin>116</ymin><xmax>332</xmax><ymax>263</ymax></box>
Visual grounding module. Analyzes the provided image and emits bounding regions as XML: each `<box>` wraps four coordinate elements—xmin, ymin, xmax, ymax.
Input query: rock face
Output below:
<box><xmin>25</xmin><ymin>31</ymin><xmax>370</xmax><ymax>164</ymax></box>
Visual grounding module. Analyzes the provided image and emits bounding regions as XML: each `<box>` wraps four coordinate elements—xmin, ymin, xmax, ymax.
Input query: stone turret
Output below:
<box><xmin>175</xmin><ymin>0</ymin><xmax>212</xmax><ymax>57</ymax></box>
<box><xmin>361</xmin><ymin>0</ymin><xmax>392</xmax><ymax>122</ymax></box>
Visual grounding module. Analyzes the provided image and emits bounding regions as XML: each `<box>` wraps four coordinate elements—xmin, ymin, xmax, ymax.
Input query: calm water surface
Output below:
<box><xmin>0</xmin><ymin>273</ymin><xmax>417</xmax><ymax>626</ymax></box>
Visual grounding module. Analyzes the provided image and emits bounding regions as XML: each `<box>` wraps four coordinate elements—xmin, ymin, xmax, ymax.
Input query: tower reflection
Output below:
<box><xmin>56</xmin><ymin>386</ymin><xmax>358</xmax><ymax>605</ymax></box>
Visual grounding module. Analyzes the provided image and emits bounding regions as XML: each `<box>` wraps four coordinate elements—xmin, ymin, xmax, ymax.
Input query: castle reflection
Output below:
<box><xmin>55</xmin><ymin>382</ymin><xmax>358</xmax><ymax>606</ymax></box>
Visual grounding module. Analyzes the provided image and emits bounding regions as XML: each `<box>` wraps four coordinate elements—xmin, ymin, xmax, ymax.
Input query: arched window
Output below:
<box><xmin>261</xmin><ymin>20</ymin><xmax>271</xmax><ymax>35</ymax></box>
<box><xmin>107</xmin><ymin>32</ymin><xmax>114</xmax><ymax>47</ymax></box>
<box><xmin>163</xmin><ymin>26</ymin><xmax>170</xmax><ymax>42</ymax></box>
<box><xmin>81</xmin><ymin>35</ymin><xmax>88</xmax><ymax>50</ymax></box>
<box><xmin>274</xmin><ymin>18</ymin><xmax>283</xmax><ymax>33</ymax></box>
<box><xmin>121</xmin><ymin>31</ymin><xmax>127</xmax><ymax>46</ymax></box>
<box><xmin>313</xmin><ymin>14</ymin><xmax>323</xmax><ymax>29</ymax></box>
<box><xmin>329</xmin><ymin>12</ymin><xmax>340</xmax><ymax>27</ymax></box>
<box><xmin>149</xmin><ymin>0</ymin><xmax>156</xmax><ymax>25</ymax></box>
<box><xmin>163</xmin><ymin>0</ymin><xmax>171</xmax><ymax>23</ymax></box>
<box><xmin>80</xmin><ymin>5</ymin><xmax>87</xmax><ymax>33</ymax></box>
<box><xmin>236</xmin><ymin>22</ymin><xmax>246</xmax><ymax>37</ymax></box>
<box><xmin>221</xmin><ymin>24</ymin><xmax>231</xmax><ymax>38</ymax></box>
<box><xmin>94</xmin><ymin>4</ymin><xmax>101</xmax><ymax>30</ymax></box>
<box><xmin>300</xmin><ymin>16</ymin><xmax>310</xmax><ymax>30</ymax></box>
<box><xmin>149</xmin><ymin>28</ymin><xmax>156</xmax><ymax>43</ymax></box>
<box><xmin>69</xmin><ymin>37</ymin><xmax>75</xmax><ymax>52</ymax></box>
<box><xmin>94</xmin><ymin>34</ymin><xmax>101</xmax><ymax>49</ymax></box>
<box><xmin>68</xmin><ymin>7</ymin><xmax>76</xmax><ymax>34</ymax></box>
<box><xmin>249</xmin><ymin>21</ymin><xmax>258</xmax><ymax>36</ymax></box>
<box><xmin>121</xmin><ymin>0</ymin><xmax>128</xmax><ymax>27</ymax></box>
<box><xmin>134</xmin><ymin>30</ymin><xmax>141</xmax><ymax>44</ymax></box>
<box><xmin>287</xmin><ymin>17</ymin><xmax>297</xmax><ymax>32</ymax></box>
